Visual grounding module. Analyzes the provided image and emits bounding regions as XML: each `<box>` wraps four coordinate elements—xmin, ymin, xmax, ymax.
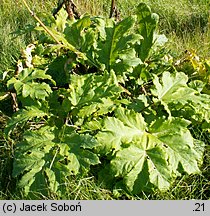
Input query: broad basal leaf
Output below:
<box><xmin>61</xmin><ymin>132</ymin><xmax>100</xmax><ymax>173</ymax></box>
<box><xmin>7</xmin><ymin>68</ymin><xmax>54</xmax><ymax>100</ymax></box>
<box><xmin>96</xmin><ymin>107</ymin><xmax>146</xmax><ymax>154</ymax></box>
<box><xmin>98</xmin><ymin>108</ymin><xmax>204</xmax><ymax>193</ymax></box>
<box><xmin>151</xmin><ymin>72</ymin><xmax>190</xmax><ymax>104</ymax></box>
<box><xmin>63</xmin><ymin>71</ymin><xmax>122</xmax><ymax>118</ymax></box>
<box><xmin>111</xmin><ymin>137</ymin><xmax>171</xmax><ymax>193</ymax></box>
<box><xmin>149</xmin><ymin>118</ymin><xmax>202</xmax><ymax>174</ymax></box>
<box><xmin>12</xmin><ymin>126</ymin><xmax>55</xmax><ymax>184</ymax></box>
<box><xmin>151</xmin><ymin>71</ymin><xmax>210</xmax><ymax>122</ymax></box>
<box><xmin>12</xmin><ymin>126</ymin><xmax>100</xmax><ymax>196</ymax></box>
<box><xmin>93</xmin><ymin>16</ymin><xmax>142</xmax><ymax>76</ymax></box>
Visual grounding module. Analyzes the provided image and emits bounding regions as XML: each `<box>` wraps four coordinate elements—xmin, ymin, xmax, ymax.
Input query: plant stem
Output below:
<box><xmin>109</xmin><ymin>0</ymin><xmax>116</xmax><ymax>18</ymax></box>
<box><xmin>22</xmin><ymin>0</ymin><xmax>61</xmax><ymax>45</ymax></box>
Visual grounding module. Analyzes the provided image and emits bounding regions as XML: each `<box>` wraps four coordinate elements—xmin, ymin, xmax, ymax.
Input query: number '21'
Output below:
<box><xmin>194</xmin><ymin>203</ymin><xmax>205</xmax><ymax>212</ymax></box>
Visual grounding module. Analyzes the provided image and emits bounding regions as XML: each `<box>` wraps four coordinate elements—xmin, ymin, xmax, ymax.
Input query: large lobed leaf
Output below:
<box><xmin>96</xmin><ymin>108</ymin><xmax>146</xmax><ymax>154</ymax></box>
<box><xmin>151</xmin><ymin>71</ymin><xmax>210</xmax><ymax>122</ymax></box>
<box><xmin>93</xmin><ymin>16</ymin><xmax>142</xmax><ymax>75</ymax></box>
<box><xmin>7</xmin><ymin>68</ymin><xmax>54</xmax><ymax>101</ymax></box>
<box><xmin>62</xmin><ymin>71</ymin><xmax>123</xmax><ymax>119</ymax></box>
<box><xmin>98</xmin><ymin>107</ymin><xmax>204</xmax><ymax>193</ymax></box>
<box><xmin>13</xmin><ymin>126</ymin><xmax>100</xmax><ymax>196</ymax></box>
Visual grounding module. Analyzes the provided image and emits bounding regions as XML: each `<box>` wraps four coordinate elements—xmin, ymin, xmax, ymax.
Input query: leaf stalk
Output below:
<box><xmin>22</xmin><ymin>0</ymin><xmax>61</xmax><ymax>45</ymax></box>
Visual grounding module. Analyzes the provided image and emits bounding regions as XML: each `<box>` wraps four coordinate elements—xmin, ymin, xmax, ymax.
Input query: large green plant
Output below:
<box><xmin>2</xmin><ymin>3</ymin><xmax>209</xmax><ymax>197</ymax></box>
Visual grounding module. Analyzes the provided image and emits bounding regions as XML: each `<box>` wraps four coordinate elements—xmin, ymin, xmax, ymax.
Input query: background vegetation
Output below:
<box><xmin>0</xmin><ymin>0</ymin><xmax>209</xmax><ymax>199</ymax></box>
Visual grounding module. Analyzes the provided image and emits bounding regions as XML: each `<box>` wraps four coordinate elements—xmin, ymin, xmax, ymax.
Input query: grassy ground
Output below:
<box><xmin>0</xmin><ymin>0</ymin><xmax>209</xmax><ymax>200</ymax></box>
